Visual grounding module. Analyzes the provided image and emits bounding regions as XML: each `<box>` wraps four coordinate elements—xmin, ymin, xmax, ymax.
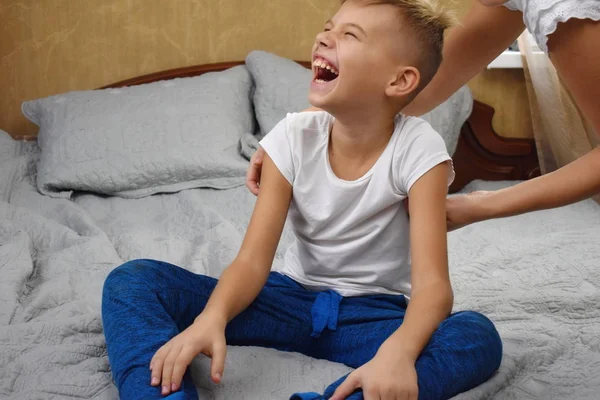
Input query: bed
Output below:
<box><xmin>2</xmin><ymin>52</ymin><xmax>599</xmax><ymax>400</ymax></box>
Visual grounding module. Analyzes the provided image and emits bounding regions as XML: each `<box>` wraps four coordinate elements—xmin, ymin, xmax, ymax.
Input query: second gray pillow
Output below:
<box><xmin>244</xmin><ymin>50</ymin><xmax>472</xmax><ymax>156</ymax></box>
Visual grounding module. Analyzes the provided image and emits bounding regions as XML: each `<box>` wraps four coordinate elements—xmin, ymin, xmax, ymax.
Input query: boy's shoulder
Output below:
<box><xmin>396</xmin><ymin>114</ymin><xmax>444</xmax><ymax>142</ymax></box>
<box><xmin>392</xmin><ymin>114</ymin><xmax>447</xmax><ymax>151</ymax></box>
<box><xmin>395</xmin><ymin>114</ymin><xmax>437</xmax><ymax>136</ymax></box>
<box><xmin>284</xmin><ymin>110</ymin><xmax>333</xmax><ymax>134</ymax></box>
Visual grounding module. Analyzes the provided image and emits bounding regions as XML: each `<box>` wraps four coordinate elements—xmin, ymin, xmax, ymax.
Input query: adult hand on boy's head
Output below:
<box><xmin>150</xmin><ymin>312</ymin><xmax>227</xmax><ymax>396</ymax></box>
<box><xmin>246</xmin><ymin>147</ymin><xmax>265</xmax><ymax>196</ymax></box>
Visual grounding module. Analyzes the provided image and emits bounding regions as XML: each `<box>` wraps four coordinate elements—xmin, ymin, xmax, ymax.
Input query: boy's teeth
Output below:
<box><xmin>313</xmin><ymin>58</ymin><xmax>339</xmax><ymax>75</ymax></box>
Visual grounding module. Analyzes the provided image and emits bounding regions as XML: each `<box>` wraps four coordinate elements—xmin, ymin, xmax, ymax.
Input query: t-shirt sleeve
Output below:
<box><xmin>394</xmin><ymin>119</ymin><xmax>455</xmax><ymax>196</ymax></box>
<box><xmin>258</xmin><ymin>114</ymin><xmax>296</xmax><ymax>185</ymax></box>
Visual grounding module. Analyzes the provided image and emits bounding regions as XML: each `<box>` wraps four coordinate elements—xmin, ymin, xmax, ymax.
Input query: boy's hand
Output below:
<box><xmin>331</xmin><ymin>353</ymin><xmax>418</xmax><ymax>400</ymax></box>
<box><xmin>150</xmin><ymin>312</ymin><xmax>227</xmax><ymax>396</ymax></box>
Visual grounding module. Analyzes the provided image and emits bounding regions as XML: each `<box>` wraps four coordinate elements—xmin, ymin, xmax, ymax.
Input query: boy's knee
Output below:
<box><xmin>103</xmin><ymin>259</ymin><xmax>160</xmax><ymax>296</ymax></box>
<box><xmin>451</xmin><ymin>311</ymin><xmax>503</xmax><ymax>366</ymax></box>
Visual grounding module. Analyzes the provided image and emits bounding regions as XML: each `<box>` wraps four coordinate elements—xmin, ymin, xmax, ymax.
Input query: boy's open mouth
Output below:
<box><xmin>313</xmin><ymin>57</ymin><xmax>339</xmax><ymax>84</ymax></box>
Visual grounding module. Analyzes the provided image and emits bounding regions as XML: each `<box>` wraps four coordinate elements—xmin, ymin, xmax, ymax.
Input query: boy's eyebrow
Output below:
<box><xmin>325</xmin><ymin>19</ymin><xmax>368</xmax><ymax>36</ymax></box>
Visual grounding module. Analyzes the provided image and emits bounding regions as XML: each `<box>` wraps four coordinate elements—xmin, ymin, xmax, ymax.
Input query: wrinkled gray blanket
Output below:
<box><xmin>1</xmin><ymin>139</ymin><xmax>600</xmax><ymax>399</ymax></box>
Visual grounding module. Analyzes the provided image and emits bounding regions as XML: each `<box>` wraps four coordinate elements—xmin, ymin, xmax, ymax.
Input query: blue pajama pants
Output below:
<box><xmin>101</xmin><ymin>259</ymin><xmax>502</xmax><ymax>400</ymax></box>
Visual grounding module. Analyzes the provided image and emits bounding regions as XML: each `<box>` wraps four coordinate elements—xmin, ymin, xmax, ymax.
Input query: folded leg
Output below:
<box><xmin>102</xmin><ymin>259</ymin><xmax>315</xmax><ymax>400</ymax></box>
<box><xmin>292</xmin><ymin>293</ymin><xmax>502</xmax><ymax>400</ymax></box>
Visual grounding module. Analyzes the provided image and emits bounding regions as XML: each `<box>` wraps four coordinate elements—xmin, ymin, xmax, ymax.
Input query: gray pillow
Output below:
<box><xmin>246</xmin><ymin>51</ymin><xmax>312</xmax><ymax>138</ymax></box>
<box><xmin>22</xmin><ymin>66</ymin><xmax>255</xmax><ymax>198</ymax></box>
<box><xmin>0</xmin><ymin>130</ymin><xmax>21</xmax><ymax>162</ymax></box>
<box><xmin>419</xmin><ymin>85</ymin><xmax>472</xmax><ymax>156</ymax></box>
<box><xmin>0</xmin><ymin>129</ymin><xmax>24</xmax><ymax>202</ymax></box>
<box><xmin>244</xmin><ymin>50</ymin><xmax>472</xmax><ymax>156</ymax></box>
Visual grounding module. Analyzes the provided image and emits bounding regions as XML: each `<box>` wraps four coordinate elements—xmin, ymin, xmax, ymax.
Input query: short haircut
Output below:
<box><xmin>341</xmin><ymin>0</ymin><xmax>456</xmax><ymax>92</ymax></box>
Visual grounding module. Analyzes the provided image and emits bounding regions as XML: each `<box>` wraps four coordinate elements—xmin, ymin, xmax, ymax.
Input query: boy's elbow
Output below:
<box><xmin>433</xmin><ymin>280</ymin><xmax>454</xmax><ymax>316</ymax></box>
<box><xmin>230</xmin><ymin>255</ymin><xmax>272</xmax><ymax>278</ymax></box>
<box><xmin>425</xmin><ymin>280</ymin><xmax>454</xmax><ymax>314</ymax></box>
<box><xmin>412</xmin><ymin>279</ymin><xmax>454</xmax><ymax>314</ymax></box>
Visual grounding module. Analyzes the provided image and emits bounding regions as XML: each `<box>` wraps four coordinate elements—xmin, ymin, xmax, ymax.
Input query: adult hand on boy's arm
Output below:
<box><xmin>246</xmin><ymin>148</ymin><xmax>264</xmax><ymax>196</ymax></box>
<box><xmin>333</xmin><ymin>162</ymin><xmax>453</xmax><ymax>400</ymax></box>
<box><xmin>246</xmin><ymin>107</ymin><xmax>321</xmax><ymax>196</ymax></box>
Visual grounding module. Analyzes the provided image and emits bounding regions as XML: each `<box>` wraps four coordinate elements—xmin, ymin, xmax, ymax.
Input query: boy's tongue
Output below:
<box><xmin>317</xmin><ymin>68</ymin><xmax>338</xmax><ymax>82</ymax></box>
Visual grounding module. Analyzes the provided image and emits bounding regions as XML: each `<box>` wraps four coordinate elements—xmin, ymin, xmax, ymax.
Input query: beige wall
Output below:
<box><xmin>1</xmin><ymin>0</ymin><xmax>531</xmax><ymax>139</ymax></box>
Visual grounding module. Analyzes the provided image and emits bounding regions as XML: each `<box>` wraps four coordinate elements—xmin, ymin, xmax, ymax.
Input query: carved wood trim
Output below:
<box><xmin>449</xmin><ymin>100</ymin><xmax>540</xmax><ymax>193</ymax></box>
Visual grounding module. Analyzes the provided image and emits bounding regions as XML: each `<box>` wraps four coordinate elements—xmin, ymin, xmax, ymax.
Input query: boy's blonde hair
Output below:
<box><xmin>341</xmin><ymin>0</ymin><xmax>455</xmax><ymax>93</ymax></box>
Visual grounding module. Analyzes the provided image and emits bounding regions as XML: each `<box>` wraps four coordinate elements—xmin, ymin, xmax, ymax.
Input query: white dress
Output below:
<box><xmin>504</xmin><ymin>0</ymin><xmax>600</xmax><ymax>53</ymax></box>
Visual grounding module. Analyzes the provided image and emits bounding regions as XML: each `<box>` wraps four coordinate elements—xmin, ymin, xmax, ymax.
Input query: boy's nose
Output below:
<box><xmin>315</xmin><ymin>31</ymin><xmax>334</xmax><ymax>49</ymax></box>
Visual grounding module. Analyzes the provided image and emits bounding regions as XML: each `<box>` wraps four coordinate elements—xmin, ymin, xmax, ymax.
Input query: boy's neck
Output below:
<box><xmin>329</xmin><ymin>107</ymin><xmax>398</xmax><ymax>163</ymax></box>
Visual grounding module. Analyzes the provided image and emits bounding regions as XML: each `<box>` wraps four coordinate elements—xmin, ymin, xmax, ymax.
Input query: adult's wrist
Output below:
<box><xmin>480</xmin><ymin>189</ymin><xmax>507</xmax><ymax>220</ymax></box>
<box><xmin>469</xmin><ymin>190</ymin><xmax>501</xmax><ymax>223</ymax></box>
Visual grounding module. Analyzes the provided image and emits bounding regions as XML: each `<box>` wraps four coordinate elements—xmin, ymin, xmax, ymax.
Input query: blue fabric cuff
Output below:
<box><xmin>289</xmin><ymin>392</ymin><xmax>324</xmax><ymax>400</ymax></box>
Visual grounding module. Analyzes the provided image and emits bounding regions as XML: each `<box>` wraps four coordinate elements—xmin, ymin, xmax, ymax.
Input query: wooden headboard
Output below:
<box><xmin>24</xmin><ymin>60</ymin><xmax>541</xmax><ymax>194</ymax></box>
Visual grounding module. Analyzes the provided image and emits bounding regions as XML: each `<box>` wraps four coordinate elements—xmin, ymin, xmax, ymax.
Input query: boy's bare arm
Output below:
<box><xmin>150</xmin><ymin>154</ymin><xmax>292</xmax><ymax>393</ymax></box>
<box><xmin>331</xmin><ymin>162</ymin><xmax>453</xmax><ymax>400</ymax></box>
<box><xmin>382</xmin><ymin>162</ymin><xmax>454</xmax><ymax>360</ymax></box>
<box><xmin>203</xmin><ymin>153</ymin><xmax>292</xmax><ymax>323</ymax></box>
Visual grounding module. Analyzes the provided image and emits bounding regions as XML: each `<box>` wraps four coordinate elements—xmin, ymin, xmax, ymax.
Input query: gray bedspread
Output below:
<box><xmin>2</xmin><ymin>141</ymin><xmax>600</xmax><ymax>399</ymax></box>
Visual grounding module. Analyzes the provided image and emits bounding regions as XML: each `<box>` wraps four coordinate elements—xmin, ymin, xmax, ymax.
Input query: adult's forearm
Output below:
<box><xmin>403</xmin><ymin>4</ymin><xmax>524</xmax><ymax>116</ymax></box>
<box><xmin>484</xmin><ymin>147</ymin><xmax>600</xmax><ymax>219</ymax></box>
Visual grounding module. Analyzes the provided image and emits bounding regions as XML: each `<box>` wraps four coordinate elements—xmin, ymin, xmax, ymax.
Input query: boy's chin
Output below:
<box><xmin>308</xmin><ymin>92</ymin><xmax>336</xmax><ymax>112</ymax></box>
<box><xmin>308</xmin><ymin>94</ymin><xmax>325</xmax><ymax>109</ymax></box>
<box><xmin>308</xmin><ymin>94</ymin><xmax>351</xmax><ymax>116</ymax></box>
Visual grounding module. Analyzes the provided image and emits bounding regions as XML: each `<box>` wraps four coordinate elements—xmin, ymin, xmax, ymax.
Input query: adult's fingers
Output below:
<box><xmin>246</xmin><ymin>148</ymin><xmax>265</xmax><ymax>196</ymax></box>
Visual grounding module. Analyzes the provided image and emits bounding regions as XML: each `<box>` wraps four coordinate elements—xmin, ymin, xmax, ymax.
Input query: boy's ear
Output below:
<box><xmin>385</xmin><ymin>66</ymin><xmax>420</xmax><ymax>99</ymax></box>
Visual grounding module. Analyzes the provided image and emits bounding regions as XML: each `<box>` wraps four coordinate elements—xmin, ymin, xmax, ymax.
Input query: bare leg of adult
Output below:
<box><xmin>547</xmin><ymin>18</ymin><xmax>600</xmax><ymax>135</ymax></box>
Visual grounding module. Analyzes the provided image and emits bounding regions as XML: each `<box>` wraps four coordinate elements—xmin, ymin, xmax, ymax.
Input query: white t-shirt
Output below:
<box><xmin>259</xmin><ymin>112</ymin><xmax>454</xmax><ymax>297</ymax></box>
<box><xmin>504</xmin><ymin>0</ymin><xmax>600</xmax><ymax>53</ymax></box>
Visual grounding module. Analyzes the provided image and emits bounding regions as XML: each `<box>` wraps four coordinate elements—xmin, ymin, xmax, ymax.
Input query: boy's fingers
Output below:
<box><xmin>161</xmin><ymin>346</ymin><xmax>181</xmax><ymax>395</ymax></box>
<box><xmin>150</xmin><ymin>348</ymin><xmax>167</xmax><ymax>386</ymax></box>
<box><xmin>210</xmin><ymin>339</ymin><xmax>227</xmax><ymax>384</ymax></box>
<box><xmin>330</xmin><ymin>373</ymin><xmax>361</xmax><ymax>400</ymax></box>
<box><xmin>363</xmin><ymin>386</ymin><xmax>379</xmax><ymax>400</ymax></box>
<box><xmin>170</xmin><ymin>347</ymin><xmax>196</xmax><ymax>392</ymax></box>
